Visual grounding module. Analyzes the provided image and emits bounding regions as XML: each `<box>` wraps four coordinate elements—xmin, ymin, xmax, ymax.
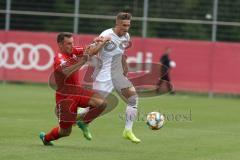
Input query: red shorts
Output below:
<box><xmin>55</xmin><ymin>88</ymin><xmax>95</xmax><ymax>129</ymax></box>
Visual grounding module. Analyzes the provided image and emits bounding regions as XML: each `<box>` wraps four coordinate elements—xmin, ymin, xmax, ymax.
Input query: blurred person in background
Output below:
<box><xmin>156</xmin><ymin>47</ymin><xmax>176</xmax><ymax>94</ymax></box>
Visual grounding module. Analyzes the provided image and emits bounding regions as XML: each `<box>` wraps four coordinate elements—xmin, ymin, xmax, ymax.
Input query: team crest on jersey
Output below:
<box><xmin>119</xmin><ymin>40</ymin><xmax>132</xmax><ymax>50</ymax></box>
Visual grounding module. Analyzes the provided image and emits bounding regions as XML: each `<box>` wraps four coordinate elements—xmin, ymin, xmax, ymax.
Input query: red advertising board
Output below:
<box><xmin>0</xmin><ymin>31</ymin><xmax>240</xmax><ymax>94</ymax></box>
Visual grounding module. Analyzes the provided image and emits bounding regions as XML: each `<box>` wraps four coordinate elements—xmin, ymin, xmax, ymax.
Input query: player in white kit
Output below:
<box><xmin>93</xmin><ymin>12</ymin><xmax>141</xmax><ymax>143</ymax></box>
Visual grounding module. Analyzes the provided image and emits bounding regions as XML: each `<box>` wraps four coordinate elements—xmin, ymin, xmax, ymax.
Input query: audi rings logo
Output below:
<box><xmin>0</xmin><ymin>42</ymin><xmax>54</xmax><ymax>71</ymax></box>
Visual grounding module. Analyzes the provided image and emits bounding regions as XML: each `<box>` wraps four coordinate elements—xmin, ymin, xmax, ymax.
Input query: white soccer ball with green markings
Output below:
<box><xmin>146</xmin><ymin>112</ymin><xmax>165</xmax><ymax>130</ymax></box>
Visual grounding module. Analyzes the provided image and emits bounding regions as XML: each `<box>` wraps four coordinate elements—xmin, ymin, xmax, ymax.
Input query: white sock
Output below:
<box><xmin>77</xmin><ymin>107</ymin><xmax>90</xmax><ymax>117</ymax></box>
<box><xmin>125</xmin><ymin>105</ymin><xmax>137</xmax><ymax>130</ymax></box>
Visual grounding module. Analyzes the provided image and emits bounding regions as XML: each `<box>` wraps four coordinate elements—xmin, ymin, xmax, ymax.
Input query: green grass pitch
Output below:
<box><xmin>0</xmin><ymin>83</ymin><xmax>239</xmax><ymax>160</ymax></box>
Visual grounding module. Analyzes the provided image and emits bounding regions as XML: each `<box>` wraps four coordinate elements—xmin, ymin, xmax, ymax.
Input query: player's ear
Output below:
<box><xmin>116</xmin><ymin>19</ymin><xmax>121</xmax><ymax>26</ymax></box>
<box><xmin>58</xmin><ymin>42</ymin><xmax>63</xmax><ymax>50</ymax></box>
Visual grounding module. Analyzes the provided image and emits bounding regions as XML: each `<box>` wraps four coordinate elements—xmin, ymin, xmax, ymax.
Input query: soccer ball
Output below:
<box><xmin>146</xmin><ymin>112</ymin><xmax>165</xmax><ymax>130</ymax></box>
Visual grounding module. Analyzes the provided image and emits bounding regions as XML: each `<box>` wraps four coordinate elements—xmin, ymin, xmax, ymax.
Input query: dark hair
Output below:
<box><xmin>57</xmin><ymin>32</ymin><xmax>73</xmax><ymax>43</ymax></box>
<box><xmin>116</xmin><ymin>12</ymin><xmax>132</xmax><ymax>21</ymax></box>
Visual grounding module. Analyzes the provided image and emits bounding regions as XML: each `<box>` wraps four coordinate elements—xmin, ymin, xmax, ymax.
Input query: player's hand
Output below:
<box><xmin>123</xmin><ymin>70</ymin><xmax>128</xmax><ymax>77</ymax></box>
<box><xmin>83</xmin><ymin>45</ymin><xmax>92</xmax><ymax>55</ymax></box>
<box><xmin>93</xmin><ymin>36</ymin><xmax>104</xmax><ymax>43</ymax></box>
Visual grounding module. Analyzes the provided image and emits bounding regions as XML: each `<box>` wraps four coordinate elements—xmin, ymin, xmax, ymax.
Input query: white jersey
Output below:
<box><xmin>95</xmin><ymin>28</ymin><xmax>130</xmax><ymax>82</ymax></box>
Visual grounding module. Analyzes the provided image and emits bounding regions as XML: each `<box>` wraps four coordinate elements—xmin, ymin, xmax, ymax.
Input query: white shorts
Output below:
<box><xmin>93</xmin><ymin>76</ymin><xmax>133</xmax><ymax>97</ymax></box>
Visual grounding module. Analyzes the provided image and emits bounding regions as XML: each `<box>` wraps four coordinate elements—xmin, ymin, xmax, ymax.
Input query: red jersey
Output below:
<box><xmin>52</xmin><ymin>47</ymin><xmax>96</xmax><ymax>129</ymax></box>
<box><xmin>53</xmin><ymin>46</ymin><xmax>84</xmax><ymax>94</ymax></box>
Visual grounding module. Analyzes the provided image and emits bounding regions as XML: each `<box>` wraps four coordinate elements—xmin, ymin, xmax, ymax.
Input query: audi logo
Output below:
<box><xmin>0</xmin><ymin>42</ymin><xmax>54</xmax><ymax>71</ymax></box>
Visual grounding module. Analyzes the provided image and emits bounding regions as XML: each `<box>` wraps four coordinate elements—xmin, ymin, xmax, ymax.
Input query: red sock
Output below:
<box><xmin>44</xmin><ymin>126</ymin><xmax>60</xmax><ymax>142</ymax></box>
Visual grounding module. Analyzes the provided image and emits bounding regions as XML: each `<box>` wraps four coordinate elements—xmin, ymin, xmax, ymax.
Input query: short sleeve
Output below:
<box><xmin>72</xmin><ymin>46</ymin><xmax>84</xmax><ymax>56</ymax></box>
<box><xmin>126</xmin><ymin>33</ymin><xmax>131</xmax><ymax>41</ymax></box>
<box><xmin>99</xmin><ymin>29</ymin><xmax>111</xmax><ymax>37</ymax></box>
<box><xmin>54</xmin><ymin>54</ymin><xmax>67</xmax><ymax>71</ymax></box>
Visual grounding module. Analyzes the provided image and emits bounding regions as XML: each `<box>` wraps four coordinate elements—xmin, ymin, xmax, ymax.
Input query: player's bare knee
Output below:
<box><xmin>129</xmin><ymin>87</ymin><xmax>136</xmax><ymax>93</ymax></box>
<box><xmin>121</xmin><ymin>87</ymin><xmax>137</xmax><ymax>99</ymax></box>
<box><xmin>95</xmin><ymin>97</ymin><xmax>107</xmax><ymax>109</ymax></box>
<box><xmin>90</xmin><ymin>93</ymin><xmax>107</xmax><ymax>108</ymax></box>
<box><xmin>99</xmin><ymin>99</ymin><xmax>107</xmax><ymax>109</ymax></box>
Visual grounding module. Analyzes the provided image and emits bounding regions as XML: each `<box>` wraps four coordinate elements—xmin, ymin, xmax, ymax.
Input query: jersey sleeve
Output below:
<box><xmin>54</xmin><ymin>49</ymin><xmax>84</xmax><ymax>73</ymax></box>
<box><xmin>126</xmin><ymin>33</ymin><xmax>131</xmax><ymax>41</ymax></box>
<box><xmin>54</xmin><ymin>54</ymin><xmax>67</xmax><ymax>71</ymax></box>
<box><xmin>72</xmin><ymin>46</ymin><xmax>84</xmax><ymax>56</ymax></box>
<box><xmin>99</xmin><ymin>29</ymin><xmax>110</xmax><ymax>37</ymax></box>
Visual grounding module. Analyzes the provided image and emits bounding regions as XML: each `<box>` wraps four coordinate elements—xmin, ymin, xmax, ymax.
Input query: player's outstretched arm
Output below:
<box><xmin>84</xmin><ymin>36</ymin><xmax>111</xmax><ymax>56</ymax></box>
<box><xmin>56</xmin><ymin>37</ymin><xmax>110</xmax><ymax>77</ymax></box>
<box><xmin>59</xmin><ymin>54</ymin><xmax>88</xmax><ymax>77</ymax></box>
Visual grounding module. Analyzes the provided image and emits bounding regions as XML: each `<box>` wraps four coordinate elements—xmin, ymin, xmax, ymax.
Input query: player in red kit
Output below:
<box><xmin>39</xmin><ymin>32</ymin><xmax>110</xmax><ymax>145</ymax></box>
